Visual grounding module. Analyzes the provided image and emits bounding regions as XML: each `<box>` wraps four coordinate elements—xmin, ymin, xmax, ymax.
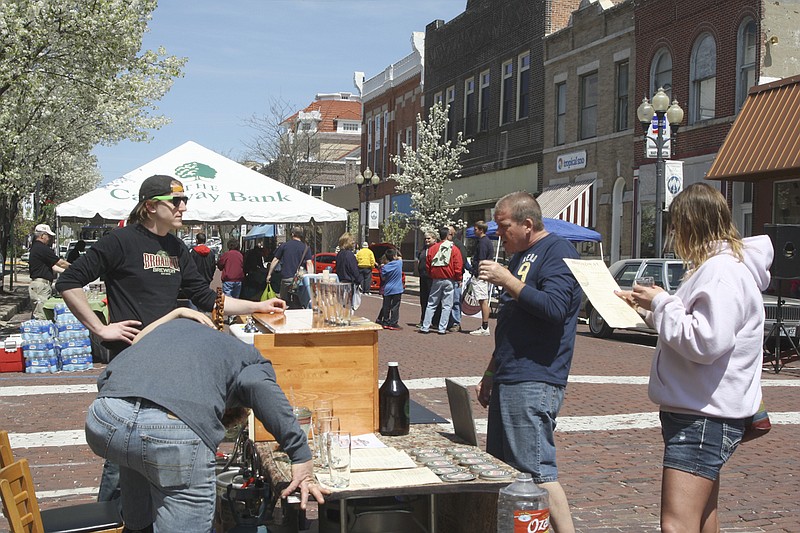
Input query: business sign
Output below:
<box><xmin>645</xmin><ymin>116</ymin><xmax>671</xmax><ymax>158</ymax></box>
<box><xmin>664</xmin><ymin>160</ymin><xmax>684</xmax><ymax>209</ymax></box>
<box><xmin>556</xmin><ymin>150</ymin><xmax>587</xmax><ymax>173</ymax></box>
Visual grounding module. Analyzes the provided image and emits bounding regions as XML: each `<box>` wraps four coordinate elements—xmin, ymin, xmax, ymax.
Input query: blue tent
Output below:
<box><xmin>243</xmin><ymin>224</ymin><xmax>276</xmax><ymax>240</ymax></box>
<box><xmin>465</xmin><ymin>217</ymin><xmax>601</xmax><ymax>243</ymax></box>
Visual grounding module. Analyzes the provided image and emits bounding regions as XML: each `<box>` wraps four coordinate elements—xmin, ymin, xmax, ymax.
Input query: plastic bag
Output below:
<box><xmin>260</xmin><ymin>284</ymin><xmax>276</xmax><ymax>302</ymax></box>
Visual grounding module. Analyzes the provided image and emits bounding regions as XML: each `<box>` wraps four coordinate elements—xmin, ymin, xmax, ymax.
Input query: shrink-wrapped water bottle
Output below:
<box><xmin>378</xmin><ymin>362</ymin><xmax>409</xmax><ymax>436</ymax></box>
<box><xmin>497</xmin><ymin>472</ymin><xmax>550</xmax><ymax>532</ymax></box>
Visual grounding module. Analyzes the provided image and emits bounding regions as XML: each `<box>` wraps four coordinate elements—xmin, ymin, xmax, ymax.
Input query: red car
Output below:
<box><xmin>312</xmin><ymin>243</ymin><xmax>405</xmax><ymax>291</ymax></box>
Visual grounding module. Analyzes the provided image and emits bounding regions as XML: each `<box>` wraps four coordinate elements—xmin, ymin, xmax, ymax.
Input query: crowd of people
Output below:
<box><xmin>23</xmin><ymin>176</ymin><xmax>771</xmax><ymax>532</ymax></box>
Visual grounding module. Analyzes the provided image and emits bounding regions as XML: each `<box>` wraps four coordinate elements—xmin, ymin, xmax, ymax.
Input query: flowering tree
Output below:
<box><xmin>390</xmin><ymin>102</ymin><xmax>470</xmax><ymax>234</ymax></box>
<box><xmin>0</xmin><ymin>0</ymin><xmax>186</xmax><ymax>270</ymax></box>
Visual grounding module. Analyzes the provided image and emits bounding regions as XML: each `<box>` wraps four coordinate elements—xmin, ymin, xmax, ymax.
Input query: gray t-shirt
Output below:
<box><xmin>96</xmin><ymin>319</ymin><xmax>310</xmax><ymax>463</ymax></box>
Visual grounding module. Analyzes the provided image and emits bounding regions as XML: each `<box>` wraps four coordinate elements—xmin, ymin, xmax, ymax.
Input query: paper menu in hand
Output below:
<box><xmin>563</xmin><ymin>259</ymin><xmax>647</xmax><ymax>329</ymax></box>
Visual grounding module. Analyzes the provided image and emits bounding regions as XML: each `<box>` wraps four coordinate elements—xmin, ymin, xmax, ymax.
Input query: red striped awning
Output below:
<box><xmin>537</xmin><ymin>181</ymin><xmax>595</xmax><ymax>227</ymax></box>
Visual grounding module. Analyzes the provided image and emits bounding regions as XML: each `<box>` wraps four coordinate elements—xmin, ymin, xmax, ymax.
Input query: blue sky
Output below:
<box><xmin>92</xmin><ymin>0</ymin><xmax>466</xmax><ymax>183</ymax></box>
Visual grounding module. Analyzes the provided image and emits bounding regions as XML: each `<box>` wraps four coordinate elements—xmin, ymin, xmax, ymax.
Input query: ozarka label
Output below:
<box><xmin>514</xmin><ymin>508</ymin><xmax>550</xmax><ymax>532</ymax></box>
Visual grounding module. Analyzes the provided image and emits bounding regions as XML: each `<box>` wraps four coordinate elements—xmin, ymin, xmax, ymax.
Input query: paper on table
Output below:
<box><xmin>316</xmin><ymin>467</ymin><xmax>442</xmax><ymax>491</ymax></box>
<box><xmin>350</xmin><ymin>433</ymin><xmax>387</xmax><ymax>449</ymax></box>
<box><xmin>563</xmin><ymin>259</ymin><xmax>647</xmax><ymax>329</ymax></box>
<box><xmin>351</xmin><ymin>447</ymin><xmax>416</xmax><ymax>471</ymax></box>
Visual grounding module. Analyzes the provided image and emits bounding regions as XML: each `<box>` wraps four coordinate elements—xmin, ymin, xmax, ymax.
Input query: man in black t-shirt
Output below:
<box><xmin>266</xmin><ymin>226</ymin><xmax>313</xmax><ymax>301</ymax></box>
<box><xmin>28</xmin><ymin>224</ymin><xmax>70</xmax><ymax>319</ymax></box>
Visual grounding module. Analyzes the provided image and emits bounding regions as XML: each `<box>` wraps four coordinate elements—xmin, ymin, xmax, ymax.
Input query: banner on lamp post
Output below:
<box><xmin>646</xmin><ymin>116</ymin><xmax>672</xmax><ymax>158</ymax></box>
<box><xmin>664</xmin><ymin>160</ymin><xmax>684</xmax><ymax>209</ymax></box>
<box><xmin>368</xmin><ymin>201</ymin><xmax>380</xmax><ymax>230</ymax></box>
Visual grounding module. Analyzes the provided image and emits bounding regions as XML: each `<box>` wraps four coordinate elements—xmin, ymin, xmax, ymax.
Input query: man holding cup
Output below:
<box><xmin>475</xmin><ymin>191</ymin><xmax>582</xmax><ymax>533</ymax></box>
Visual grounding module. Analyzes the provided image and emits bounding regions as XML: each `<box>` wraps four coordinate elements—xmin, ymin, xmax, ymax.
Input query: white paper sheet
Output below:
<box><xmin>350</xmin><ymin>447</ymin><xmax>417</xmax><ymax>471</ymax></box>
<box><xmin>316</xmin><ymin>467</ymin><xmax>442</xmax><ymax>491</ymax></box>
<box><xmin>564</xmin><ymin>259</ymin><xmax>647</xmax><ymax>329</ymax></box>
<box><xmin>350</xmin><ymin>433</ymin><xmax>387</xmax><ymax>449</ymax></box>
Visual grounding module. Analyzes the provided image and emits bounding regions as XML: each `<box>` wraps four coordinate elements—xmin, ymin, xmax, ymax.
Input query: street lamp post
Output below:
<box><xmin>355</xmin><ymin>167</ymin><xmax>380</xmax><ymax>243</ymax></box>
<box><xmin>637</xmin><ymin>87</ymin><xmax>684</xmax><ymax>257</ymax></box>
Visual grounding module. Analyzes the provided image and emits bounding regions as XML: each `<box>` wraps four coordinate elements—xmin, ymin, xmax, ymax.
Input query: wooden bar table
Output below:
<box><xmin>248</xmin><ymin>309</ymin><xmax>383</xmax><ymax>441</ymax></box>
<box><xmin>257</xmin><ymin>425</ymin><xmax>515</xmax><ymax>532</ymax></box>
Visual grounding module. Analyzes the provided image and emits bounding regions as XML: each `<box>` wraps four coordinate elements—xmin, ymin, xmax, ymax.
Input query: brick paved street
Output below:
<box><xmin>2</xmin><ymin>289</ymin><xmax>799</xmax><ymax>531</ymax></box>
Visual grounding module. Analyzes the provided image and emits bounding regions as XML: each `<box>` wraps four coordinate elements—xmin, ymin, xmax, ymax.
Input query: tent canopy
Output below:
<box><xmin>244</xmin><ymin>224</ymin><xmax>276</xmax><ymax>240</ymax></box>
<box><xmin>57</xmin><ymin>141</ymin><xmax>347</xmax><ymax>224</ymax></box>
<box><xmin>465</xmin><ymin>218</ymin><xmax>601</xmax><ymax>243</ymax></box>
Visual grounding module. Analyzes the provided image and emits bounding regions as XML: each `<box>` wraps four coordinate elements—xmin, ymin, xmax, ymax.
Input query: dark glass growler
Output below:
<box><xmin>379</xmin><ymin>362</ymin><xmax>410</xmax><ymax>436</ymax></box>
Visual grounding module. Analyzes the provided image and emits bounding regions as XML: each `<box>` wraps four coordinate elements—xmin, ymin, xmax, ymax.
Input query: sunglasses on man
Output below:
<box><xmin>152</xmin><ymin>195</ymin><xmax>189</xmax><ymax>207</ymax></box>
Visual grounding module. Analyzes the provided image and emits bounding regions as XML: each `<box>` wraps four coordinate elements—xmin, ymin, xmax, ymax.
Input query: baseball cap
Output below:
<box><xmin>138</xmin><ymin>175</ymin><xmax>183</xmax><ymax>201</ymax></box>
<box><xmin>362</xmin><ymin>241</ymin><xmax>369</xmax><ymax>248</ymax></box>
<box><xmin>35</xmin><ymin>223</ymin><xmax>55</xmax><ymax>236</ymax></box>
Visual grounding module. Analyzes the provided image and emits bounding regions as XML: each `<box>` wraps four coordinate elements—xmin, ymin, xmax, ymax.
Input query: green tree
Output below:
<box><xmin>390</xmin><ymin>102</ymin><xmax>470</xmax><ymax>234</ymax></box>
<box><xmin>380</xmin><ymin>203</ymin><xmax>410</xmax><ymax>248</ymax></box>
<box><xmin>0</xmin><ymin>0</ymin><xmax>186</xmax><ymax>270</ymax></box>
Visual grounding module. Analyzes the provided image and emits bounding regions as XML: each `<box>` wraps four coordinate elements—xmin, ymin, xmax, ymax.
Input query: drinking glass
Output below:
<box><xmin>337</xmin><ymin>282</ymin><xmax>353</xmax><ymax>325</ymax></box>
<box><xmin>292</xmin><ymin>406</ymin><xmax>312</xmax><ymax>439</ymax></box>
<box><xmin>308</xmin><ymin>277</ymin><xmax>322</xmax><ymax>314</ymax></box>
<box><xmin>326</xmin><ymin>431</ymin><xmax>351</xmax><ymax>488</ymax></box>
<box><xmin>312</xmin><ymin>404</ymin><xmax>333</xmax><ymax>464</ymax></box>
<box><xmin>634</xmin><ymin>276</ymin><xmax>655</xmax><ymax>288</ymax></box>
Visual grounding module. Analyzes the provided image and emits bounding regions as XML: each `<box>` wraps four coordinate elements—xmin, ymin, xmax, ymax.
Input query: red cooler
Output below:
<box><xmin>1</xmin><ymin>336</ymin><xmax>24</xmax><ymax>373</ymax></box>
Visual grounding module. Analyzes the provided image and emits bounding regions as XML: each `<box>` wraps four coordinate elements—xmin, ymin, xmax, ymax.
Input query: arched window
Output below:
<box><xmin>690</xmin><ymin>33</ymin><xmax>716</xmax><ymax>123</ymax></box>
<box><xmin>736</xmin><ymin>19</ymin><xmax>757</xmax><ymax>111</ymax></box>
<box><xmin>650</xmin><ymin>48</ymin><xmax>672</xmax><ymax>100</ymax></box>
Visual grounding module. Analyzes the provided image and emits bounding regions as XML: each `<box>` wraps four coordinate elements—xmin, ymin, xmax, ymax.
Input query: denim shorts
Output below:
<box><xmin>660</xmin><ymin>411</ymin><xmax>745</xmax><ymax>481</ymax></box>
<box><xmin>85</xmin><ymin>397</ymin><xmax>216</xmax><ymax>531</ymax></box>
<box><xmin>487</xmin><ymin>381</ymin><xmax>565</xmax><ymax>483</ymax></box>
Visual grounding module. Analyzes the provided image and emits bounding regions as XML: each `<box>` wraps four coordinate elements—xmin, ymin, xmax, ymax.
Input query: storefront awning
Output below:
<box><xmin>706</xmin><ymin>74</ymin><xmax>800</xmax><ymax>182</ymax></box>
<box><xmin>536</xmin><ymin>180</ymin><xmax>595</xmax><ymax>227</ymax></box>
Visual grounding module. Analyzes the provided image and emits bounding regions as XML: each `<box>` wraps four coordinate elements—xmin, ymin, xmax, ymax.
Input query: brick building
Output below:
<box><xmin>423</xmin><ymin>0</ymin><xmax>582</xmax><ymax>224</ymax></box>
<box><xmin>543</xmin><ymin>0</ymin><xmax>634</xmax><ymax>262</ymax></box>
<box><xmin>355</xmin><ymin>33</ymin><xmax>425</xmax><ymax>250</ymax></box>
<box><xmin>633</xmin><ymin>0</ymin><xmax>800</xmax><ymax>254</ymax></box>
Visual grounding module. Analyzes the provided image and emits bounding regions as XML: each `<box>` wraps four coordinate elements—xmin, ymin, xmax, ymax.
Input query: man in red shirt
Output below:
<box><xmin>217</xmin><ymin>239</ymin><xmax>244</xmax><ymax>298</ymax></box>
<box><xmin>418</xmin><ymin>227</ymin><xmax>463</xmax><ymax>335</ymax></box>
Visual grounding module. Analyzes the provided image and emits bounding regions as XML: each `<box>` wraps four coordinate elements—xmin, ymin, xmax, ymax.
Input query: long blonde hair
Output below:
<box><xmin>670</xmin><ymin>183</ymin><xmax>743</xmax><ymax>270</ymax></box>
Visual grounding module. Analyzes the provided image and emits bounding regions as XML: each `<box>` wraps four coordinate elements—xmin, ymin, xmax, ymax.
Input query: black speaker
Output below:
<box><xmin>764</xmin><ymin>224</ymin><xmax>800</xmax><ymax>280</ymax></box>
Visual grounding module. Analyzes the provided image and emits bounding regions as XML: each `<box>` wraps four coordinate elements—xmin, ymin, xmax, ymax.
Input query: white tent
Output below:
<box><xmin>57</xmin><ymin>141</ymin><xmax>347</xmax><ymax>224</ymax></box>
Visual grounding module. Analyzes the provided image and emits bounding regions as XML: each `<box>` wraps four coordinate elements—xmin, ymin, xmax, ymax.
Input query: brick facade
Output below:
<box><xmin>423</xmin><ymin>0</ymin><xmax>581</xmax><ymax>221</ymax></box>
<box><xmin>543</xmin><ymin>0</ymin><xmax>635</xmax><ymax>262</ymax></box>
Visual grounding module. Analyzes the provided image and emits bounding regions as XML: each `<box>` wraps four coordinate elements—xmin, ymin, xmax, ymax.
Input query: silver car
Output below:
<box><xmin>583</xmin><ymin>258</ymin><xmax>800</xmax><ymax>342</ymax></box>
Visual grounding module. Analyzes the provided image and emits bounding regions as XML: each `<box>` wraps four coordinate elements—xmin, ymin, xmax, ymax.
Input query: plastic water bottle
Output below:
<box><xmin>379</xmin><ymin>362</ymin><xmax>409</xmax><ymax>436</ymax></box>
<box><xmin>497</xmin><ymin>473</ymin><xmax>550</xmax><ymax>532</ymax></box>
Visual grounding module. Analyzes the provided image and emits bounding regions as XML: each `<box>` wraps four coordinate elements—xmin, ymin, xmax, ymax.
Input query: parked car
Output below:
<box><xmin>64</xmin><ymin>240</ymin><xmax>98</xmax><ymax>261</ymax></box>
<box><xmin>312</xmin><ymin>252</ymin><xmax>337</xmax><ymax>274</ymax></box>
<box><xmin>312</xmin><ymin>243</ymin><xmax>405</xmax><ymax>291</ymax></box>
<box><xmin>583</xmin><ymin>258</ymin><xmax>800</xmax><ymax>342</ymax></box>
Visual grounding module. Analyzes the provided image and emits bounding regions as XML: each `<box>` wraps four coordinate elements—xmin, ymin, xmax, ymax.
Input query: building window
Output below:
<box><xmin>691</xmin><ymin>33</ymin><xmax>716</xmax><ymax>123</ymax></box>
<box><xmin>478</xmin><ymin>70</ymin><xmax>490</xmax><ymax>132</ymax></box>
<box><xmin>651</xmin><ymin>48</ymin><xmax>673</xmax><ymax>100</ymax></box>
<box><xmin>579</xmin><ymin>72</ymin><xmax>598</xmax><ymax>140</ymax></box>
<box><xmin>517</xmin><ymin>52</ymin><xmax>530</xmax><ymax>120</ymax></box>
<box><xmin>405</xmin><ymin>127</ymin><xmax>413</xmax><ymax>151</ymax></box>
<box><xmin>615</xmin><ymin>61</ymin><xmax>629</xmax><ymax>132</ymax></box>
<box><xmin>464</xmin><ymin>77</ymin><xmax>475</xmax><ymax>137</ymax></box>
<box><xmin>555</xmin><ymin>82</ymin><xmax>567</xmax><ymax>146</ymax></box>
<box><xmin>736</xmin><ymin>19</ymin><xmax>757</xmax><ymax>112</ymax></box>
<box><xmin>446</xmin><ymin>86</ymin><xmax>455</xmax><ymax>140</ymax></box>
<box><xmin>500</xmin><ymin>60</ymin><xmax>513</xmax><ymax>125</ymax></box>
<box><xmin>383</xmin><ymin>111</ymin><xmax>389</xmax><ymax>147</ymax></box>
<box><xmin>374</xmin><ymin>115</ymin><xmax>381</xmax><ymax>150</ymax></box>
<box><xmin>308</xmin><ymin>184</ymin><xmax>334</xmax><ymax>199</ymax></box>
<box><xmin>367</xmin><ymin>120</ymin><xmax>372</xmax><ymax>153</ymax></box>
<box><xmin>434</xmin><ymin>91</ymin><xmax>443</xmax><ymax>106</ymax></box>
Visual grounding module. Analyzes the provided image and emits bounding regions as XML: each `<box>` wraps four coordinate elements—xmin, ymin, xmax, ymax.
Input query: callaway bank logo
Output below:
<box><xmin>174</xmin><ymin>161</ymin><xmax>217</xmax><ymax>182</ymax></box>
<box><xmin>142</xmin><ymin>251</ymin><xmax>179</xmax><ymax>275</ymax></box>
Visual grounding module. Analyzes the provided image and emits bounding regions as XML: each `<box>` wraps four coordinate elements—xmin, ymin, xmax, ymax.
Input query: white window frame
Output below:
<box><xmin>367</xmin><ymin>119</ymin><xmax>372</xmax><ymax>153</ymax></box>
<box><xmin>650</xmin><ymin>48</ymin><xmax>673</xmax><ymax>100</ymax></box>
<box><xmin>374</xmin><ymin>115</ymin><xmax>381</xmax><ymax>150</ymax></box>
<box><xmin>555</xmin><ymin>82</ymin><xmax>567</xmax><ymax>146</ymax></box>
<box><xmin>383</xmin><ymin>111</ymin><xmax>389</xmax><ymax>147</ymax></box>
<box><xmin>736</xmin><ymin>19</ymin><xmax>757</xmax><ymax>112</ymax></box>
<box><xmin>478</xmin><ymin>69</ymin><xmax>490</xmax><ymax>132</ymax></box>
<box><xmin>579</xmin><ymin>72</ymin><xmax>598</xmax><ymax>140</ymax></box>
<box><xmin>517</xmin><ymin>52</ymin><xmax>530</xmax><ymax>121</ymax></box>
<box><xmin>615</xmin><ymin>60</ymin><xmax>629</xmax><ymax>132</ymax></box>
<box><xmin>690</xmin><ymin>33</ymin><xmax>717</xmax><ymax>124</ymax></box>
<box><xmin>500</xmin><ymin>59</ymin><xmax>513</xmax><ymax>125</ymax></box>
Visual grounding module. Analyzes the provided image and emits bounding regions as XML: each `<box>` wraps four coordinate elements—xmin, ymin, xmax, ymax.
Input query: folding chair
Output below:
<box><xmin>0</xmin><ymin>431</ymin><xmax>123</xmax><ymax>533</ymax></box>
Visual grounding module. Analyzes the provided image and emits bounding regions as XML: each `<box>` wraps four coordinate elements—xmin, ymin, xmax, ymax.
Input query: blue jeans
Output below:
<box><xmin>421</xmin><ymin>279</ymin><xmax>454</xmax><ymax>333</ymax></box>
<box><xmin>487</xmin><ymin>381</ymin><xmax>565</xmax><ymax>483</ymax></box>
<box><xmin>85</xmin><ymin>397</ymin><xmax>216</xmax><ymax>532</ymax></box>
<box><xmin>660</xmin><ymin>411</ymin><xmax>745</xmax><ymax>481</ymax></box>
<box><xmin>449</xmin><ymin>282</ymin><xmax>462</xmax><ymax>327</ymax></box>
<box><xmin>222</xmin><ymin>281</ymin><xmax>242</xmax><ymax>298</ymax></box>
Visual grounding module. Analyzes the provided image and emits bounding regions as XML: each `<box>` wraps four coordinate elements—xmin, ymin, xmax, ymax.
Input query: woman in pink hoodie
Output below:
<box><xmin>620</xmin><ymin>183</ymin><xmax>773</xmax><ymax>533</ymax></box>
